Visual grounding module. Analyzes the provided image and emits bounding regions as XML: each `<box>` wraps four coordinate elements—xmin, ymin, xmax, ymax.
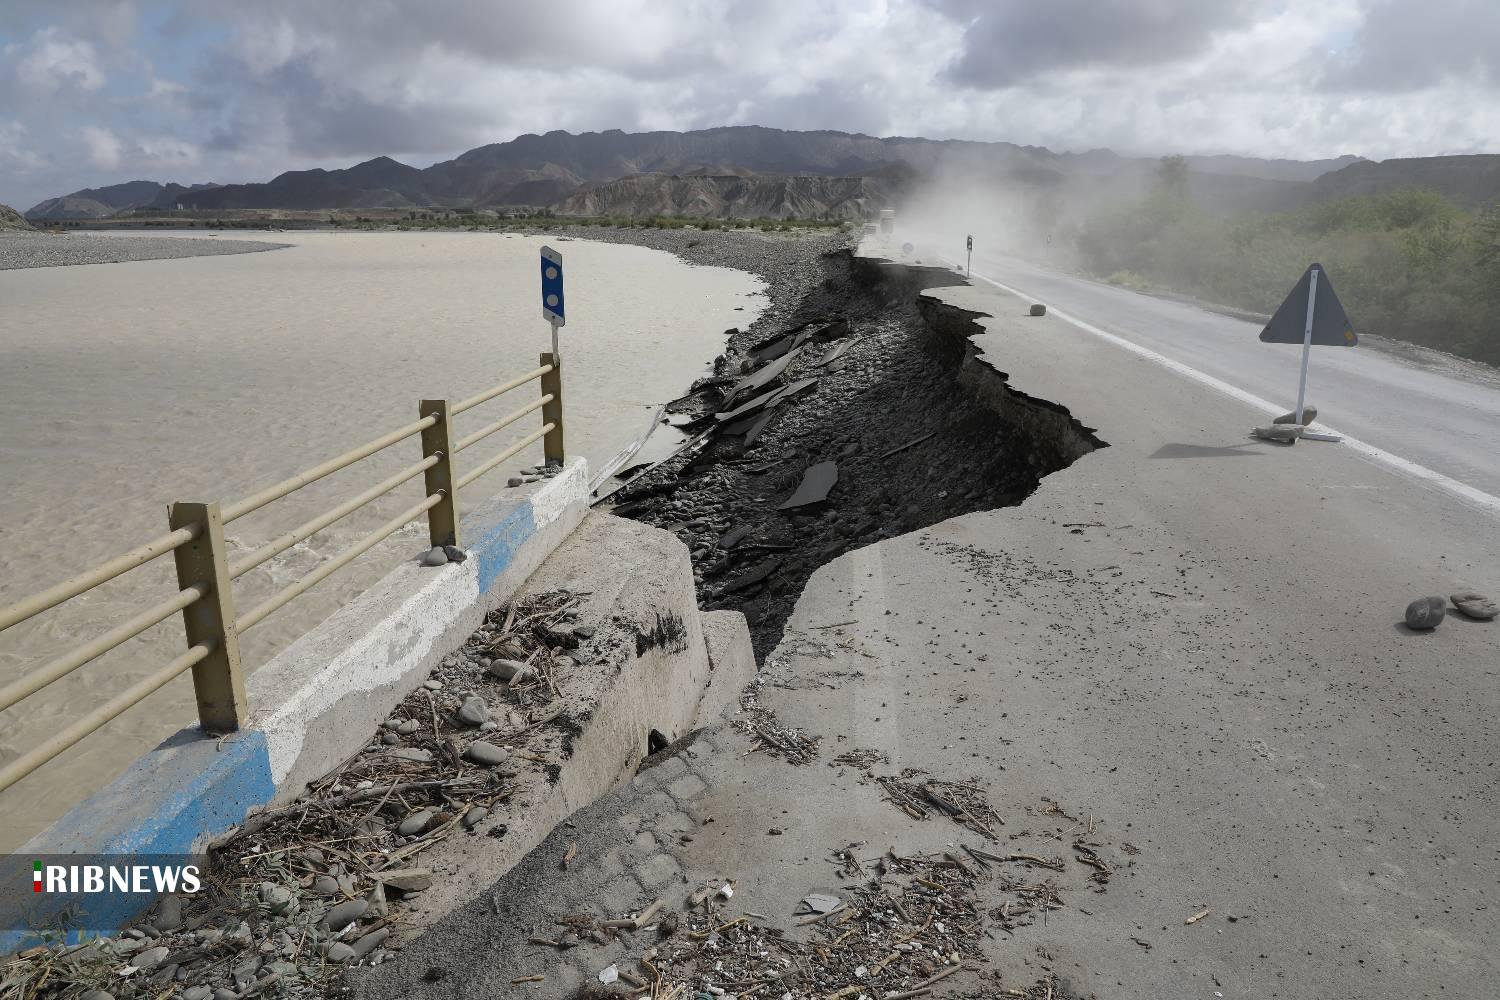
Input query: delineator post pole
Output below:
<box><xmin>1295</xmin><ymin>267</ymin><xmax>1319</xmax><ymax>424</ymax></box>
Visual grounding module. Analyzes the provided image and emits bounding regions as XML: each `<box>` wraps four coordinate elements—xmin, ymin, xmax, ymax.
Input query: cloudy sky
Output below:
<box><xmin>1</xmin><ymin>0</ymin><xmax>1495</xmax><ymax>210</ymax></box>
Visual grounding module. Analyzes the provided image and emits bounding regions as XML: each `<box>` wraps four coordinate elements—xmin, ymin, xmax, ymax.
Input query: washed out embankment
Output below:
<box><xmin>602</xmin><ymin>244</ymin><xmax>1107</xmax><ymax>657</ymax></box>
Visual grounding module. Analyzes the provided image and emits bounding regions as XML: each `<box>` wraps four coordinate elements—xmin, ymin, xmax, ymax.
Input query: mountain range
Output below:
<box><xmin>20</xmin><ymin>126</ymin><xmax>1500</xmax><ymax>222</ymax></box>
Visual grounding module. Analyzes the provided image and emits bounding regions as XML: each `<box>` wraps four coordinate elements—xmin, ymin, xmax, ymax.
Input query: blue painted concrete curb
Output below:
<box><xmin>8</xmin><ymin>462</ymin><xmax>588</xmax><ymax>952</ymax></box>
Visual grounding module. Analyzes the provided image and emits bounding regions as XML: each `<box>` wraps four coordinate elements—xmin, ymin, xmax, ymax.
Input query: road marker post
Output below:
<box><xmin>966</xmin><ymin>234</ymin><xmax>973</xmax><ymax>277</ymax></box>
<box><xmin>540</xmin><ymin>245</ymin><xmax>566</xmax><ymax>464</ymax></box>
<box><xmin>1259</xmin><ymin>262</ymin><xmax>1357</xmax><ymax>441</ymax></box>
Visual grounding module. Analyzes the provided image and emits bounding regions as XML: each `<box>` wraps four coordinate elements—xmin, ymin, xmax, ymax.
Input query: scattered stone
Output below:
<box><xmin>463</xmin><ymin>807</ymin><xmax>489</xmax><ymax>829</ymax></box>
<box><xmin>324</xmin><ymin>942</ymin><xmax>356</xmax><ymax>963</ymax></box>
<box><xmin>1405</xmin><ymin>596</ymin><xmax>1446</xmax><ymax>630</ymax></box>
<box><xmin>182</xmin><ymin>987</ymin><xmax>212</xmax><ymax>1000</ymax></box>
<box><xmin>456</xmin><ymin>696</ymin><xmax>489</xmax><ymax>727</ymax></box>
<box><xmin>1450</xmin><ymin>591</ymin><xmax>1497</xmax><ymax>620</ymax></box>
<box><xmin>1029</xmin><ymin>303</ymin><xmax>1047</xmax><ymax>317</ymax></box>
<box><xmin>422</xmin><ymin>679</ymin><xmax>443</xmax><ymax>690</ymax></box>
<box><xmin>381</xmin><ymin>732</ymin><xmax>401</xmax><ymax>745</ymax></box>
<box><xmin>397</xmin><ymin>719</ymin><xmax>420</xmax><ymax>735</ymax></box>
<box><xmin>257</xmin><ymin>882</ymin><xmax>297</xmax><ymax>917</ymax></box>
<box><xmin>463</xmin><ymin>741</ymin><xmax>509</xmax><ymax>766</ymax></box>
<box><xmin>154</xmin><ymin>894</ymin><xmax>184</xmax><ymax>931</ymax></box>
<box><xmin>376</xmin><ymin>868</ymin><xmax>435</xmax><ymax>893</ymax></box>
<box><xmin>442</xmin><ymin>545</ymin><xmax>468</xmax><ymax>563</ymax></box>
<box><xmin>322</xmin><ymin>898</ymin><xmax>368</xmax><ymax>931</ymax></box>
<box><xmin>419</xmin><ymin>546</ymin><xmax>448</xmax><ymax>567</ymax></box>
<box><xmin>572</xmin><ymin>625</ymin><xmax>596</xmax><ymax>640</ymax></box>
<box><xmin>232</xmin><ymin>957</ymin><xmax>262</xmax><ymax>986</ymax></box>
<box><xmin>1274</xmin><ymin>405</ymin><xmax>1317</xmax><ymax>424</ymax></box>
<box><xmin>485</xmin><ymin>658</ymin><xmax>534</xmax><ymax>682</ymax></box>
<box><xmin>351</xmin><ymin>927</ymin><xmax>390</xmax><ymax>958</ymax></box>
<box><xmin>133</xmin><ymin>946</ymin><xmax>170</xmax><ymax>970</ymax></box>
<box><xmin>507</xmin><ymin>476</ymin><xmax>524</xmax><ymax>487</ymax></box>
<box><xmin>79</xmin><ymin>992</ymin><xmax>115</xmax><ymax>1000</ymax></box>
<box><xmin>599</xmin><ymin>965</ymin><xmax>619</xmax><ymax>985</ymax></box>
<box><xmin>367</xmin><ymin>879</ymin><xmax>389</xmax><ymax>918</ymax></box>
<box><xmin>397</xmin><ymin>808</ymin><xmax>436</xmax><ymax>837</ymax></box>
<box><xmin>387</xmin><ymin>747</ymin><xmax>433</xmax><ymax>763</ymax></box>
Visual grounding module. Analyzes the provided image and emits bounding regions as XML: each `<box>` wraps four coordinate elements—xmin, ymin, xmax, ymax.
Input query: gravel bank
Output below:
<box><xmin>0</xmin><ymin>232</ymin><xmax>290</xmax><ymax>269</ymax></box>
<box><xmin>539</xmin><ymin>224</ymin><xmax>847</xmax><ymax>336</ymax></box>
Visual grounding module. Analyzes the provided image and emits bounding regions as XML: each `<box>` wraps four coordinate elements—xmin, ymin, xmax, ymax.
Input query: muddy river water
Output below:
<box><xmin>0</xmin><ymin>230</ymin><xmax>763</xmax><ymax>847</ymax></box>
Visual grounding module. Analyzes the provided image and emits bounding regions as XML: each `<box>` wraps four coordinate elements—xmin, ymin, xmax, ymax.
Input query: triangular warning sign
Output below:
<box><xmin>1259</xmin><ymin>264</ymin><xmax>1357</xmax><ymax>346</ymax></box>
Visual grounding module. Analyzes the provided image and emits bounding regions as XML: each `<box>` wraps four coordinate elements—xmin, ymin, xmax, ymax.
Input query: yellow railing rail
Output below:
<box><xmin>0</xmin><ymin>353</ymin><xmax>564</xmax><ymax>795</ymax></box>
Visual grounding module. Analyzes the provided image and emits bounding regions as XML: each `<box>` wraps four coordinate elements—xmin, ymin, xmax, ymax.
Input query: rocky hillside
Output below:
<box><xmin>25</xmin><ymin>180</ymin><xmax>220</xmax><ymax>220</ymax></box>
<box><xmin>0</xmin><ymin>204</ymin><xmax>34</xmax><ymax>231</ymax></box>
<box><xmin>23</xmin><ymin>126</ymin><xmax>1497</xmax><ymax>222</ymax></box>
<box><xmin>25</xmin><ymin>126</ymin><xmax>1371</xmax><ymax>219</ymax></box>
<box><xmin>553</xmin><ymin>172</ymin><xmax>905</xmax><ymax>219</ymax></box>
<box><xmin>1306</xmin><ymin>154</ymin><xmax>1500</xmax><ymax>209</ymax></box>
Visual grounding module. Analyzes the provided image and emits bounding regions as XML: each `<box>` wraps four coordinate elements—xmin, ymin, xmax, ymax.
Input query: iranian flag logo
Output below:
<box><xmin>33</xmin><ymin>861</ymin><xmax>42</xmax><ymax>893</ymax></box>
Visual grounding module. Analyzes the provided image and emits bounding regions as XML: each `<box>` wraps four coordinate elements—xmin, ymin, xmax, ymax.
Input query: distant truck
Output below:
<box><xmin>878</xmin><ymin>209</ymin><xmax>895</xmax><ymax>235</ymax></box>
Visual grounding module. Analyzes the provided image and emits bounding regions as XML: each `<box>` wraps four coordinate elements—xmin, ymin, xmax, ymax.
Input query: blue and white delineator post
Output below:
<box><xmin>540</xmin><ymin>245</ymin><xmax>565</xmax><ymax>361</ymax></box>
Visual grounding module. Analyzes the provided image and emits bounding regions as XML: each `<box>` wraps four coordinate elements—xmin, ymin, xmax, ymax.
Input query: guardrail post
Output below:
<box><xmin>168</xmin><ymin>501</ymin><xmax>246</xmax><ymax>732</ymax></box>
<box><xmin>419</xmin><ymin>399</ymin><xmax>460</xmax><ymax>547</ymax></box>
<box><xmin>540</xmin><ymin>352</ymin><xmax>565</xmax><ymax>465</ymax></box>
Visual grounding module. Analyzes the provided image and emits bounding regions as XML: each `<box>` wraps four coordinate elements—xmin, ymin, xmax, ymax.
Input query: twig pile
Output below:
<box><xmin>641</xmin><ymin>849</ymin><xmax>986</xmax><ymax>999</ymax></box>
<box><xmin>732</xmin><ymin>675</ymin><xmax>821</xmax><ymax>765</ymax></box>
<box><xmin>876</xmin><ymin>769</ymin><xmax>1004</xmax><ymax>840</ymax></box>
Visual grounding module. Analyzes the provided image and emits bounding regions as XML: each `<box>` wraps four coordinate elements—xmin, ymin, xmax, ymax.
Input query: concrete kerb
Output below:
<box><xmin>8</xmin><ymin>460</ymin><xmax>590</xmax><ymax>949</ymax></box>
<box><xmin>386</xmin><ymin>513</ymin><xmax>759</xmax><ymax>936</ymax></box>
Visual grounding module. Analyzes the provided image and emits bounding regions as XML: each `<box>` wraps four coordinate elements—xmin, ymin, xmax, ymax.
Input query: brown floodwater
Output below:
<box><xmin>0</xmin><ymin>230</ymin><xmax>763</xmax><ymax>847</ymax></box>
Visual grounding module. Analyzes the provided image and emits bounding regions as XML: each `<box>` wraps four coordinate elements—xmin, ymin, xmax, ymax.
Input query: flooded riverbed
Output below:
<box><xmin>0</xmin><ymin>230</ymin><xmax>763</xmax><ymax>847</ymax></box>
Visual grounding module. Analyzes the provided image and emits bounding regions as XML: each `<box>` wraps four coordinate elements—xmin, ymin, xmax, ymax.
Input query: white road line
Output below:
<box><xmin>960</xmin><ymin>263</ymin><xmax>1500</xmax><ymax>519</ymax></box>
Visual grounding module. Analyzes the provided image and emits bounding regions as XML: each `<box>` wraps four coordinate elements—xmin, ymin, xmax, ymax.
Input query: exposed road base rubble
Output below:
<box><xmin>604</xmin><ymin>247</ymin><xmax>1104</xmax><ymax>659</ymax></box>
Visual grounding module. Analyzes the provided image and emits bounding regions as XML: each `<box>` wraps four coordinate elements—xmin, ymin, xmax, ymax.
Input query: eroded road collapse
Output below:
<box><xmin>605</xmin><ymin>248</ymin><xmax>1106</xmax><ymax>657</ymax></box>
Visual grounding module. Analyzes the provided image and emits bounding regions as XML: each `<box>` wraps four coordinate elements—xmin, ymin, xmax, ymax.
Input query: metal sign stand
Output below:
<box><xmin>1293</xmin><ymin>267</ymin><xmax>1342</xmax><ymax>441</ymax></box>
<box><xmin>1294</xmin><ymin>266</ymin><xmax>1318</xmax><ymax>425</ymax></box>
<box><xmin>966</xmin><ymin>234</ymin><xmax>973</xmax><ymax>277</ymax></box>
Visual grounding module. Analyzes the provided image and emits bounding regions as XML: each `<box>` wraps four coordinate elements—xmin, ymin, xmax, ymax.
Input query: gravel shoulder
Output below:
<box><xmin>0</xmin><ymin>232</ymin><xmax>290</xmax><ymax>269</ymax></box>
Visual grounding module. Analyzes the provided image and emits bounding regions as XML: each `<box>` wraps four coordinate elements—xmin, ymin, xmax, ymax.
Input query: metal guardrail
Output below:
<box><xmin>0</xmin><ymin>353</ymin><xmax>565</xmax><ymax>795</ymax></box>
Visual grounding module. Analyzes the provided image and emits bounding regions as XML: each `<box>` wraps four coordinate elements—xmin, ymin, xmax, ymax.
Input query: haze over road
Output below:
<box><xmin>920</xmin><ymin>240</ymin><xmax>1500</xmax><ymax>504</ymax></box>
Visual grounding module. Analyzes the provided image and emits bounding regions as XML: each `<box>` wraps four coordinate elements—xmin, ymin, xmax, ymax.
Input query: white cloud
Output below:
<box><xmin>0</xmin><ymin>119</ymin><xmax>44</xmax><ymax>172</ymax></box>
<box><xmin>12</xmin><ymin>27</ymin><xmax>105</xmax><ymax>93</ymax></box>
<box><xmin>1</xmin><ymin>0</ymin><xmax>1498</xmax><ymax>211</ymax></box>
<box><xmin>137</xmin><ymin>135</ymin><xmax>200</xmax><ymax>165</ymax></box>
<box><xmin>80</xmin><ymin>125</ymin><xmax>123</xmax><ymax>169</ymax></box>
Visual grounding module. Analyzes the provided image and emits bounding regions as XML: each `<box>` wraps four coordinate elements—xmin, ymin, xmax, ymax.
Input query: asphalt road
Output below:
<box><xmin>912</xmin><ymin>238</ymin><xmax>1500</xmax><ymax>502</ymax></box>
<box><xmin>356</xmin><ymin>247</ymin><xmax>1500</xmax><ymax>1000</ymax></box>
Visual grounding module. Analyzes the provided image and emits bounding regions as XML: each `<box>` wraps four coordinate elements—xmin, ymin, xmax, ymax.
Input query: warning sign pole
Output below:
<box><xmin>1294</xmin><ymin>265</ymin><xmax>1319</xmax><ymax>424</ymax></box>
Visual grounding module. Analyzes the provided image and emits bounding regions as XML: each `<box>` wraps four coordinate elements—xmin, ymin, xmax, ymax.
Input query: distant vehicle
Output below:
<box><xmin>878</xmin><ymin>209</ymin><xmax>895</xmax><ymax>235</ymax></box>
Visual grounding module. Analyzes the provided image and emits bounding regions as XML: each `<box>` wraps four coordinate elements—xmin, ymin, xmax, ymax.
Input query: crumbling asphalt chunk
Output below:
<box><xmin>778</xmin><ymin>460</ymin><xmax>838</xmax><ymax>510</ymax></box>
<box><xmin>721</xmin><ymin>346</ymin><xmax>801</xmax><ymax>407</ymax></box>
